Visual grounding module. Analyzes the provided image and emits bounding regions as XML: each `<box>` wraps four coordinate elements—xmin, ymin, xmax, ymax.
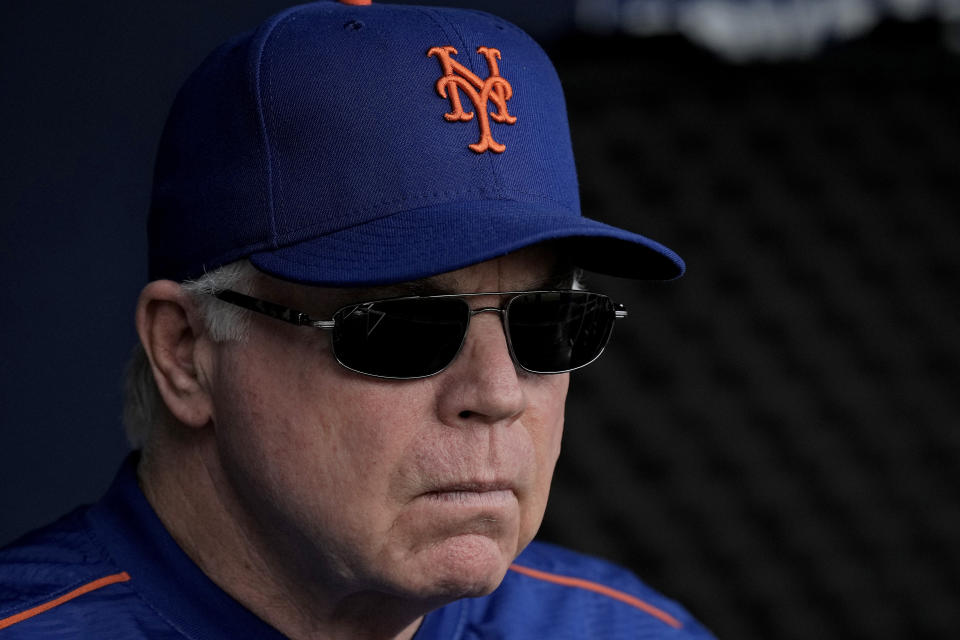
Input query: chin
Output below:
<box><xmin>405</xmin><ymin>533</ymin><xmax>514</xmax><ymax>600</ymax></box>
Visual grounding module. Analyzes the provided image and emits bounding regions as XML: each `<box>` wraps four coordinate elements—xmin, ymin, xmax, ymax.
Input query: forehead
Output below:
<box><xmin>257</xmin><ymin>245</ymin><xmax>572</xmax><ymax>311</ymax></box>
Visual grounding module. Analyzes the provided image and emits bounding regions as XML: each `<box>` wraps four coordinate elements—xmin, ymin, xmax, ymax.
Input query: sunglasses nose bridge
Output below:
<box><xmin>466</xmin><ymin>306</ymin><xmax>509</xmax><ymax>341</ymax></box>
<box><xmin>466</xmin><ymin>306</ymin><xmax>509</xmax><ymax>338</ymax></box>
<box><xmin>467</xmin><ymin>306</ymin><xmax>506</xmax><ymax>319</ymax></box>
<box><xmin>458</xmin><ymin>305</ymin><xmax>521</xmax><ymax>375</ymax></box>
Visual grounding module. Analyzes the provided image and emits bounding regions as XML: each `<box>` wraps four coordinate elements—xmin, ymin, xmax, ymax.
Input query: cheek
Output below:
<box><xmin>530</xmin><ymin>373</ymin><xmax>568</xmax><ymax>464</ymax></box>
<box><xmin>210</xmin><ymin>336</ymin><xmax>430</xmax><ymax>533</ymax></box>
<box><xmin>211</xmin><ymin>332</ymin><xmax>569</xmax><ymax>576</ymax></box>
<box><xmin>517</xmin><ymin>374</ymin><xmax>568</xmax><ymax>540</ymax></box>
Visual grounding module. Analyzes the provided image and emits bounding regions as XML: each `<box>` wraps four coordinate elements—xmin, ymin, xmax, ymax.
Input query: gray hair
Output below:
<box><xmin>122</xmin><ymin>260</ymin><xmax>258</xmax><ymax>448</ymax></box>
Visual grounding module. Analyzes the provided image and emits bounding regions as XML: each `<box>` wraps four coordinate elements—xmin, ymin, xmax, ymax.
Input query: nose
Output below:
<box><xmin>435</xmin><ymin>309</ymin><xmax>527</xmax><ymax>427</ymax></box>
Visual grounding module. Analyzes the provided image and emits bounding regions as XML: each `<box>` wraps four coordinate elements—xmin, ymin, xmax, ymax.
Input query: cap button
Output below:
<box><xmin>338</xmin><ymin>0</ymin><xmax>372</xmax><ymax>5</ymax></box>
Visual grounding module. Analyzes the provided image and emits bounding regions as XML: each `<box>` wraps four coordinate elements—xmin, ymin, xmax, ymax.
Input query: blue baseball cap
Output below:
<box><xmin>148</xmin><ymin>0</ymin><xmax>684</xmax><ymax>285</ymax></box>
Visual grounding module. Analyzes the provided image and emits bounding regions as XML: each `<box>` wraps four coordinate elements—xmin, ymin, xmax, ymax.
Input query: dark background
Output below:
<box><xmin>2</xmin><ymin>2</ymin><xmax>958</xmax><ymax>639</ymax></box>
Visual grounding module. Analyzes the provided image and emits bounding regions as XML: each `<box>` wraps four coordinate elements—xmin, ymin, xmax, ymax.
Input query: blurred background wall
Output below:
<box><xmin>2</xmin><ymin>1</ymin><xmax>958</xmax><ymax>638</ymax></box>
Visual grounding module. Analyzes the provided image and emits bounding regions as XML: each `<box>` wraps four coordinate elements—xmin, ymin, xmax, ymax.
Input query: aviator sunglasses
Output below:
<box><xmin>213</xmin><ymin>289</ymin><xmax>627</xmax><ymax>379</ymax></box>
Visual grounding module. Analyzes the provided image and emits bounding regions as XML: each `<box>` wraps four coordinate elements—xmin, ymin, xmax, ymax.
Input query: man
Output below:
<box><xmin>0</xmin><ymin>1</ymin><xmax>714</xmax><ymax>638</ymax></box>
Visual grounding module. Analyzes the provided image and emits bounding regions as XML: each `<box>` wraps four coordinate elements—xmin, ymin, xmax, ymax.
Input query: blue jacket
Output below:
<box><xmin>0</xmin><ymin>456</ymin><xmax>714</xmax><ymax>638</ymax></box>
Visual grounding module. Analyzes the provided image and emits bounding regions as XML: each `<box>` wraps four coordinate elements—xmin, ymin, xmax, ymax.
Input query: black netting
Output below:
<box><xmin>540</xmin><ymin>21</ymin><xmax>960</xmax><ymax>640</ymax></box>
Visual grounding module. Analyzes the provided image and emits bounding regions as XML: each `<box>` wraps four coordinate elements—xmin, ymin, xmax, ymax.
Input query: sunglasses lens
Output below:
<box><xmin>507</xmin><ymin>292</ymin><xmax>616</xmax><ymax>373</ymax></box>
<box><xmin>332</xmin><ymin>298</ymin><xmax>469</xmax><ymax>378</ymax></box>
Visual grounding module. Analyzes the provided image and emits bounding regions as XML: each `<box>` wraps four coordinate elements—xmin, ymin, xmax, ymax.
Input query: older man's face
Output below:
<box><xmin>206</xmin><ymin>247</ymin><xmax>569</xmax><ymax>604</ymax></box>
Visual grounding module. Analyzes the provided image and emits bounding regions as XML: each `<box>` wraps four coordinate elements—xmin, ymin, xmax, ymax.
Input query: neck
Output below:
<box><xmin>138</xmin><ymin>429</ymin><xmax>428</xmax><ymax>640</ymax></box>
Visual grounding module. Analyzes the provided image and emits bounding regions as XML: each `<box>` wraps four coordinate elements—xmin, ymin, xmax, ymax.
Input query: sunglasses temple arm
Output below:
<box><xmin>213</xmin><ymin>290</ymin><xmax>334</xmax><ymax>329</ymax></box>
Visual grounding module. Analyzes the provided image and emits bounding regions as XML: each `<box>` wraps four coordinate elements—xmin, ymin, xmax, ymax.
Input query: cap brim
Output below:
<box><xmin>249</xmin><ymin>200</ymin><xmax>684</xmax><ymax>287</ymax></box>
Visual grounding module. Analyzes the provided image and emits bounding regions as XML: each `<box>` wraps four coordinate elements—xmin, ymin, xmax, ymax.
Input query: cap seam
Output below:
<box><xmin>423</xmin><ymin>7</ymin><xmax>505</xmax><ymax>198</ymax></box>
<box><xmin>164</xmin><ymin>187</ymin><xmax>575</xmax><ymax>280</ymax></box>
<box><xmin>267</xmin><ymin>187</ymin><xmax>577</xmax><ymax>247</ymax></box>
<box><xmin>252</xmin><ymin>5</ymin><xmax>312</xmax><ymax>250</ymax></box>
<box><xmin>259</xmin><ymin>226</ymin><xmax>673</xmax><ymax>271</ymax></box>
<box><xmin>178</xmin><ymin>213</ymin><xmax>682</xmax><ymax>281</ymax></box>
<box><xmin>192</xmin><ymin>194</ymin><xmax>581</xmax><ymax>272</ymax></box>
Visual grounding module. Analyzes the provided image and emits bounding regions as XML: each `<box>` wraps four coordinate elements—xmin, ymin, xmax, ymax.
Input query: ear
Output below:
<box><xmin>135</xmin><ymin>280</ymin><xmax>214</xmax><ymax>429</ymax></box>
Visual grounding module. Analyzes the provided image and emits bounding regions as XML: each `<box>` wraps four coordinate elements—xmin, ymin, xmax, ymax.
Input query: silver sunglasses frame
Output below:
<box><xmin>213</xmin><ymin>289</ymin><xmax>627</xmax><ymax>380</ymax></box>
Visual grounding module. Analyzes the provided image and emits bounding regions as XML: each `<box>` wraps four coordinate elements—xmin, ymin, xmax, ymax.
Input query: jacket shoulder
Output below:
<box><xmin>480</xmin><ymin>541</ymin><xmax>715</xmax><ymax>639</ymax></box>
<box><xmin>0</xmin><ymin>509</ymin><xmax>142</xmax><ymax>638</ymax></box>
<box><xmin>0</xmin><ymin>509</ymin><xmax>111</xmax><ymax>610</ymax></box>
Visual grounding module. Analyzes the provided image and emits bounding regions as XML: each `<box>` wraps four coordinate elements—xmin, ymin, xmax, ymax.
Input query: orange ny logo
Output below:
<box><xmin>427</xmin><ymin>46</ymin><xmax>517</xmax><ymax>154</ymax></box>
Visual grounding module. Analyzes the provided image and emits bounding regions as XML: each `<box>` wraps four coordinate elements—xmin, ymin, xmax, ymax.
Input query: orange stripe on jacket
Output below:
<box><xmin>0</xmin><ymin>571</ymin><xmax>131</xmax><ymax>630</ymax></box>
<box><xmin>508</xmin><ymin>564</ymin><xmax>683</xmax><ymax>630</ymax></box>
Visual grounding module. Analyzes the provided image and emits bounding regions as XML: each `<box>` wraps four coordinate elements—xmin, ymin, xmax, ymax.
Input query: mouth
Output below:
<box><xmin>422</xmin><ymin>482</ymin><xmax>517</xmax><ymax>506</ymax></box>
